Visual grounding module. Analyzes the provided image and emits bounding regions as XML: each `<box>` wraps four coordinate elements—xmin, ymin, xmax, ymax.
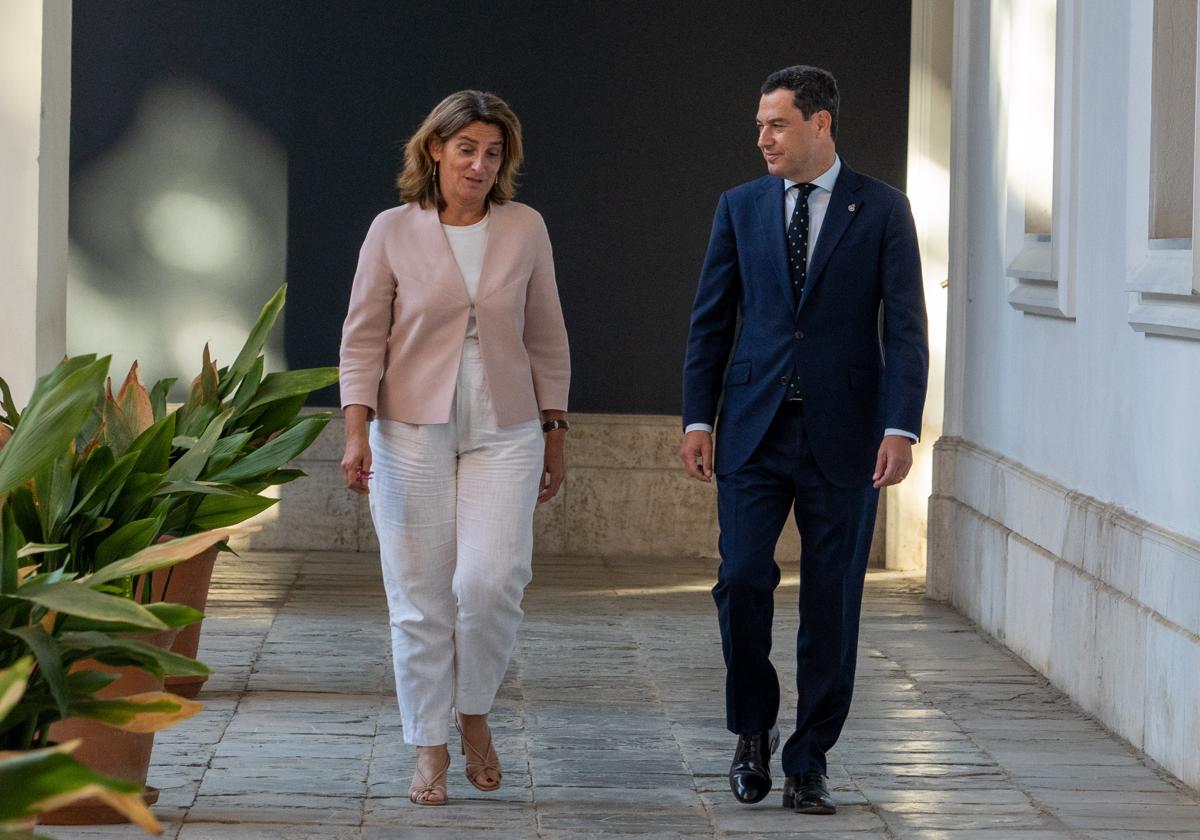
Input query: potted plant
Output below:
<box><xmin>1</xmin><ymin>659</ymin><xmax>159</xmax><ymax>836</ymax></box>
<box><xmin>0</xmin><ymin>284</ymin><xmax>338</xmax><ymax>698</ymax></box>
<box><xmin>0</xmin><ymin>355</ymin><xmax>231</xmax><ymax>832</ymax></box>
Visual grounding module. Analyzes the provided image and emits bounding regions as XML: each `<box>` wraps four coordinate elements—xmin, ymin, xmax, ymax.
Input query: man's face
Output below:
<box><xmin>755</xmin><ymin>88</ymin><xmax>832</xmax><ymax>182</ymax></box>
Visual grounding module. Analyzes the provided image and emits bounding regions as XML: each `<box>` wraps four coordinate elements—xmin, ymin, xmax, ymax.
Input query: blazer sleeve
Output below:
<box><xmin>339</xmin><ymin>212</ymin><xmax>396</xmax><ymax>418</ymax></box>
<box><xmin>879</xmin><ymin>195</ymin><xmax>929</xmax><ymax>436</ymax></box>
<box><xmin>522</xmin><ymin>215</ymin><xmax>571</xmax><ymax>412</ymax></box>
<box><xmin>682</xmin><ymin>191</ymin><xmax>741</xmax><ymax>429</ymax></box>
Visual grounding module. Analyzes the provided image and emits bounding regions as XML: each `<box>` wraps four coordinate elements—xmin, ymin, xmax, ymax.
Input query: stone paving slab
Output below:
<box><xmin>42</xmin><ymin>552</ymin><xmax>1200</xmax><ymax>839</ymax></box>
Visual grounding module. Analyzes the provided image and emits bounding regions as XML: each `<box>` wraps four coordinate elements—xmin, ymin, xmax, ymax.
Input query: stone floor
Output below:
<box><xmin>49</xmin><ymin>552</ymin><xmax>1200</xmax><ymax>839</ymax></box>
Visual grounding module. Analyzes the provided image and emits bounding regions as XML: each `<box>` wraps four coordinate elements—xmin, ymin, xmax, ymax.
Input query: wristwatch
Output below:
<box><xmin>541</xmin><ymin>419</ymin><xmax>570</xmax><ymax>433</ymax></box>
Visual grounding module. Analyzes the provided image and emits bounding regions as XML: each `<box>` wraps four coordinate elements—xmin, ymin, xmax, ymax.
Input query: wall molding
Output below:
<box><xmin>1124</xmin><ymin>0</ymin><xmax>1200</xmax><ymax>340</ymax></box>
<box><xmin>1003</xmin><ymin>0</ymin><xmax>1080</xmax><ymax>320</ymax></box>
<box><xmin>928</xmin><ymin>435</ymin><xmax>1200</xmax><ymax>789</ymax></box>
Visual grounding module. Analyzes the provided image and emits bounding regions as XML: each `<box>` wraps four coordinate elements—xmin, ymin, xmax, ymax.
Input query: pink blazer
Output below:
<box><xmin>339</xmin><ymin>201</ymin><xmax>570</xmax><ymax>426</ymax></box>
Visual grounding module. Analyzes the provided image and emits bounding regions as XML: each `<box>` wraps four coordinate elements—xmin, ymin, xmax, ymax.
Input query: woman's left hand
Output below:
<box><xmin>538</xmin><ymin>431</ymin><xmax>566</xmax><ymax>503</ymax></box>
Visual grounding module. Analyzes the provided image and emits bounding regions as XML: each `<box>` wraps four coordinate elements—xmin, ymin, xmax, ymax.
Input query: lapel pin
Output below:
<box><xmin>848</xmin><ymin>203</ymin><xmax>857</xmax><ymax>212</ymax></box>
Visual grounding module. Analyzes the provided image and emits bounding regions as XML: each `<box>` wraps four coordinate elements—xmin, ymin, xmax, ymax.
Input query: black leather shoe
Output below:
<box><xmin>782</xmin><ymin>771</ymin><xmax>836</xmax><ymax>814</ymax></box>
<box><xmin>728</xmin><ymin>725</ymin><xmax>779</xmax><ymax>804</ymax></box>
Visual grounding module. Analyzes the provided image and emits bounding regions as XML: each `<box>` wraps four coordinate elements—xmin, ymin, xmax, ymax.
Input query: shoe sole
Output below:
<box><xmin>795</xmin><ymin>803</ymin><xmax>837</xmax><ymax>815</ymax></box>
<box><xmin>731</xmin><ymin>786</ymin><xmax>771</xmax><ymax>805</ymax></box>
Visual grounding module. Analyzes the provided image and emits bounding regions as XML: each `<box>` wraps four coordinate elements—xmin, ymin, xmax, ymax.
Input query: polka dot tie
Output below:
<box><xmin>787</xmin><ymin>182</ymin><xmax>819</xmax><ymax>306</ymax></box>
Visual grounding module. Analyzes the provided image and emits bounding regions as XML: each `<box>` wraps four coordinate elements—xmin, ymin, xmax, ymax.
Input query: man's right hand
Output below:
<box><xmin>679</xmin><ymin>430</ymin><xmax>714</xmax><ymax>482</ymax></box>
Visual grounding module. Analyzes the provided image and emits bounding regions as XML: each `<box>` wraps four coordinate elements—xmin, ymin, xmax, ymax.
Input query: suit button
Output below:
<box><xmin>780</xmin><ymin>376</ymin><xmax>789</xmax><ymax>386</ymax></box>
<box><xmin>794</xmin><ymin>330</ymin><xmax>804</xmax><ymax>340</ymax></box>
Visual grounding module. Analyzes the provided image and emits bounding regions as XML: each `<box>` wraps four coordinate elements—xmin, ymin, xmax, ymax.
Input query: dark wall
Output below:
<box><xmin>73</xmin><ymin>1</ymin><xmax>912</xmax><ymax>413</ymax></box>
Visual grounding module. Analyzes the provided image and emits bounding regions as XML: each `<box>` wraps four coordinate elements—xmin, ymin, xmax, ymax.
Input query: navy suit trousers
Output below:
<box><xmin>713</xmin><ymin>399</ymin><xmax>879</xmax><ymax>776</ymax></box>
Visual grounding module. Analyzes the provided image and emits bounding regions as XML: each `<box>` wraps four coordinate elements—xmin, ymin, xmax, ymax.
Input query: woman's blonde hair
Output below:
<box><xmin>397</xmin><ymin>90</ymin><xmax>524</xmax><ymax>209</ymax></box>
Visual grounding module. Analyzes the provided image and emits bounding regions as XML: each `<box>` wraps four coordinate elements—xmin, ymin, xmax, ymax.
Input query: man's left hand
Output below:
<box><xmin>873</xmin><ymin>435</ymin><xmax>913</xmax><ymax>489</ymax></box>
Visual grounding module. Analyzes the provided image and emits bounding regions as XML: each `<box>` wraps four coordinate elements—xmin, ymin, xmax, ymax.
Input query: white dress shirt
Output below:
<box><xmin>686</xmin><ymin>156</ymin><xmax>917</xmax><ymax>443</ymax></box>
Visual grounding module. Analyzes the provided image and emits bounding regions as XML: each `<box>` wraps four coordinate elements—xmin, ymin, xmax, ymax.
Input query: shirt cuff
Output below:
<box><xmin>884</xmin><ymin>428</ymin><xmax>918</xmax><ymax>443</ymax></box>
<box><xmin>685</xmin><ymin>423</ymin><xmax>714</xmax><ymax>434</ymax></box>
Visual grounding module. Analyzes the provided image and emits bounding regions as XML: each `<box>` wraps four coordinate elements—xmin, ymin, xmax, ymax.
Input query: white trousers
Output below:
<box><xmin>369</xmin><ymin>335</ymin><xmax>543</xmax><ymax>746</ymax></box>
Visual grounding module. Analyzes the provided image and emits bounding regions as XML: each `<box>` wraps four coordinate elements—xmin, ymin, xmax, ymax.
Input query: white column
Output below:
<box><xmin>0</xmin><ymin>1</ymin><xmax>72</xmax><ymax>407</ymax></box>
<box><xmin>887</xmin><ymin>0</ymin><xmax>954</xmax><ymax>570</ymax></box>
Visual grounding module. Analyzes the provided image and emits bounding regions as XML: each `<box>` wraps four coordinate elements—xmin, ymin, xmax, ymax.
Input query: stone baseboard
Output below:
<box><xmin>231</xmin><ymin>411</ymin><xmax>829</xmax><ymax>562</ymax></box>
<box><xmin>928</xmin><ymin>436</ymin><xmax>1200</xmax><ymax>789</ymax></box>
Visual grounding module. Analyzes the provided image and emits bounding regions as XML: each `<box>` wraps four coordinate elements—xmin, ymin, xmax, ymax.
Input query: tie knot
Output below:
<box><xmin>795</xmin><ymin>182</ymin><xmax>819</xmax><ymax>198</ymax></box>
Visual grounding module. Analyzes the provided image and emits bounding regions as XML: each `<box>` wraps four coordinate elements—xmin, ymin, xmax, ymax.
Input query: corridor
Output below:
<box><xmin>53</xmin><ymin>551</ymin><xmax>1200</xmax><ymax>839</ymax></box>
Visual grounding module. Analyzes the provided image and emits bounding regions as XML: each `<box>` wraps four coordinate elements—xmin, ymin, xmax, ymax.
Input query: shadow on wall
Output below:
<box><xmin>68</xmin><ymin>78</ymin><xmax>287</xmax><ymax>398</ymax></box>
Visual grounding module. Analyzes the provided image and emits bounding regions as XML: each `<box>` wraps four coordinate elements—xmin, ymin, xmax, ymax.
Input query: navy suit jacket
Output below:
<box><xmin>682</xmin><ymin>162</ymin><xmax>929</xmax><ymax>488</ymax></box>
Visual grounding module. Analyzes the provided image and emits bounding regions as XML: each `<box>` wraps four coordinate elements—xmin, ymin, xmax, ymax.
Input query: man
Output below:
<box><xmin>679</xmin><ymin>65</ymin><xmax>928</xmax><ymax>815</ymax></box>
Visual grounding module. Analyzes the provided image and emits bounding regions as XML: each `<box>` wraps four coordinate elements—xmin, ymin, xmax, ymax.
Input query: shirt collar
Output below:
<box><xmin>783</xmin><ymin>155</ymin><xmax>841</xmax><ymax>194</ymax></box>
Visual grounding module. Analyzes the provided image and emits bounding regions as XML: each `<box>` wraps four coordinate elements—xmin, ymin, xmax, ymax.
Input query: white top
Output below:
<box><xmin>686</xmin><ymin>156</ymin><xmax>916</xmax><ymax>442</ymax></box>
<box><xmin>442</xmin><ymin>214</ymin><xmax>489</xmax><ymax>339</ymax></box>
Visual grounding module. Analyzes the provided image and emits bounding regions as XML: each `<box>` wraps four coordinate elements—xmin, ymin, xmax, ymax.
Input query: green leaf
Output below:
<box><xmin>84</xmin><ymin>529</ymin><xmax>231</xmax><ymax>587</ymax></box>
<box><xmin>67</xmin><ymin>694</ymin><xmax>186</xmax><ymax>729</ymax></box>
<box><xmin>0</xmin><ymin>357</ymin><xmax>109</xmax><ymax>496</ymax></box>
<box><xmin>31</xmin><ymin>450</ymin><xmax>77</xmax><ymax>546</ymax></box>
<box><xmin>58</xmin><ymin>632</ymin><xmax>210</xmax><ymax>677</ymax></box>
<box><xmin>265</xmin><ymin>468</ymin><xmax>307</xmax><ymax>486</ymax></box>
<box><xmin>8</xmin><ymin>486</ymin><xmax>41</xmax><ymax>545</ymax></box>
<box><xmin>244</xmin><ymin>368</ymin><xmax>339</xmax><ymax>413</ymax></box>
<box><xmin>0</xmin><ymin>746</ymin><xmax>157</xmax><ymax>830</ymax></box>
<box><xmin>208</xmin><ymin>414</ymin><xmax>330</xmax><ymax>485</ymax></box>
<box><xmin>177</xmin><ymin>345</ymin><xmax>221</xmax><ymax>439</ymax></box>
<box><xmin>94</xmin><ymin>513</ymin><xmax>163</xmax><ymax>571</ymax></box>
<box><xmin>152</xmin><ymin>480</ymin><xmax>238</xmax><ymax>498</ymax></box>
<box><xmin>69</xmin><ymin>444</ymin><xmax>114</xmax><ymax>512</ymax></box>
<box><xmin>189</xmin><ymin>492</ymin><xmax>277</xmax><ymax>530</ymax></box>
<box><xmin>228</xmin><ymin>355</ymin><xmax>264</xmax><ymax>425</ymax></box>
<box><xmin>1</xmin><ymin>502</ymin><xmax>21</xmax><ymax>596</ymax></box>
<box><xmin>64</xmin><ymin>668</ymin><xmax>121</xmax><ymax>696</ymax></box>
<box><xmin>209</xmin><ymin>431</ymin><xmax>253</xmax><ymax>461</ymax></box>
<box><xmin>149</xmin><ymin>377</ymin><xmax>176</xmax><ymax>422</ymax></box>
<box><xmin>16</xmin><ymin>581</ymin><xmax>167</xmax><ymax>630</ymax></box>
<box><xmin>111</xmin><ymin>473</ymin><xmax>163</xmax><ymax>521</ymax></box>
<box><xmin>82</xmin><ymin>516</ymin><xmax>114</xmax><ymax>538</ymax></box>
<box><xmin>68</xmin><ymin>449</ymin><xmax>139</xmax><ymax>522</ymax></box>
<box><xmin>0</xmin><ymin>376</ymin><xmax>20</xmax><ymax>426</ymax></box>
<box><xmin>166</xmin><ymin>407</ymin><xmax>234</xmax><ymax>484</ymax></box>
<box><xmin>4</xmin><ymin>625</ymin><xmax>67</xmax><ymax>718</ymax></box>
<box><xmin>237</xmin><ymin>393</ymin><xmax>305</xmax><ymax>439</ymax></box>
<box><xmin>0</xmin><ymin>656</ymin><xmax>33</xmax><ymax>722</ymax></box>
<box><xmin>221</xmin><ymin>284</ymin><xmax>286</xmax><ymax>399</ymax></box>
<box><xmin>15</xmin><ymin>544</ymin><xmax>67</xmax><ymax>559</ymax></box>
<box><xmin>126</xmin><ymin>412</ymin><xmax>176</xmax><ymax>475</ymax></box>
<box><xmin>60</xmin><ymin>601</ymin><xmax>203</xmax><ymax>633</ymax></box>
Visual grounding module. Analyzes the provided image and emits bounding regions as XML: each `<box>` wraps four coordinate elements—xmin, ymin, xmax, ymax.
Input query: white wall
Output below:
<box><xmin>932</xmin><ymin>0</ymin><xmax>1200</xmax><ymax>790</ymax></box>
<box><xmin>0</xmin><ymin>0</ymin><xmax>71</xmax><ymax>406</ymax></box>
<box><xmin>890</xmin><ymin>0</ymin><xmax>954</xmax><ymax>570</ymax></box>
<box><xmin>953</xmin><ymin>0</ymin><xmax>1199</xmax><ymax>544</ymax></box>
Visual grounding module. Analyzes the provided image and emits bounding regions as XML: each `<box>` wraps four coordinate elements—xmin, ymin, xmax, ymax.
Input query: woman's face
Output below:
<box><xmin>431</xmin><ymin>121</ymin><xmax>504</xmax><ymax>209</ymax></box>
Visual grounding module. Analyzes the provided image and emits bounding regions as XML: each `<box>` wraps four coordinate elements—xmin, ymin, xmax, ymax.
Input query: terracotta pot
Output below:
<box><xmin>40</xmin><ymin>628</ymin><xmax>176</xmax><ymax>825</ymax></box>
<box><xmin>152</xmin><ymin>544</ymin><xmax>220</xmax><ymax>699</ymax></box>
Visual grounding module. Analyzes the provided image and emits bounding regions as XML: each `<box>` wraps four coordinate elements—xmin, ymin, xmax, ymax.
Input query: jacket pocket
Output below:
<box><xmin>726</xmin><ymin>360</ymin><xmax>751</xmax><ymax>386</ymax></box>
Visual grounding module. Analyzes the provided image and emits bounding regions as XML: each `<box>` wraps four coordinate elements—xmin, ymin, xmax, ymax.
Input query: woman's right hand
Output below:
<box><xmin>341</xmin><ymin>437</ymin><xmax>373</xmax><ymax>494</ymax></box>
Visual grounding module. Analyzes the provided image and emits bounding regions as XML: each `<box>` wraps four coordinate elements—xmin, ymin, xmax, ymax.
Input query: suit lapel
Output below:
<box><xmin>754</xmin><ymin>178</ymin><xmax>792</xmax><ymax>307</ymax></box>
<box><xmin>799</xmin><ymin>165</ymin><xmax>864</xmax><ymax>312</ymax></box>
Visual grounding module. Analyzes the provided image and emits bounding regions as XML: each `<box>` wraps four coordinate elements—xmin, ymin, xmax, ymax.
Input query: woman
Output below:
<box><xmin>339</xmin><ymin>90</ymin><xmax>570</xmax><ymax>806</ymax></box>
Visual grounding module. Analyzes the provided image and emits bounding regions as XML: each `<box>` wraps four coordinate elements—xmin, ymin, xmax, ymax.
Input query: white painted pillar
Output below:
<box><xmin>0</xmin><ymin>1</ymin><xmax>72</xmax><ymax>407</ymax></box>
<box><xmin>887</xmin><ymin>0</ymin><xmax>954</xmax><ymax>570</ymax></box>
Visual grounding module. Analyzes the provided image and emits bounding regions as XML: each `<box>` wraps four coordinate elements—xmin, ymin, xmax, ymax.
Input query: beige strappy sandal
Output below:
<box><xmin>408</xmin><ymin>752</ymin><xmax>451</xmax><ymax>806</ymax></box>
<box><xmin>455</xmin><ymin>714</ymin><xmax>502</xmax><ymax>792</ymax></box>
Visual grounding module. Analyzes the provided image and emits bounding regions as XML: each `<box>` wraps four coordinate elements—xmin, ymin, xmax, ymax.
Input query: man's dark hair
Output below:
<box><xmin>761</xmin><ymin>65</ymin><xmax>840</xmax><ymax>140</ymax></box>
